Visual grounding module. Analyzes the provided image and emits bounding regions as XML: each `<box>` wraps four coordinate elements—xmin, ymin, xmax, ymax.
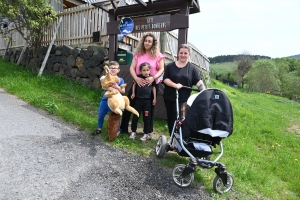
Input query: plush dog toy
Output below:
<box><xmin>100</xmin><ymin>65</ymin><xmax>139</xmax><ymax>117</ymax></box>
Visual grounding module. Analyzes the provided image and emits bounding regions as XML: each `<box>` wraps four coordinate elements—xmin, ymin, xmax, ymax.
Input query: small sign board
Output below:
<box><xmin>132</xmin><ymin>14</ymin><xmax>170</xmax><ymax>33</ymax></box>
<box><xmin>119</xmin><ymin>17</ymin><xmax>134</xmax><ymax>35</ymax></box>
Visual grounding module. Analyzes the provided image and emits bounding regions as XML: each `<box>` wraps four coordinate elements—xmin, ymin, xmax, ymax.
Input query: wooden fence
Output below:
<box><xmin>0</xmin><ymin>3</ymin><xmax>210</xmax><ymax>73</ymax></box>
<box><xmin>0</xmin><ymin>29</ymin><xmax>26</xmax><ymax>51</ymax></box>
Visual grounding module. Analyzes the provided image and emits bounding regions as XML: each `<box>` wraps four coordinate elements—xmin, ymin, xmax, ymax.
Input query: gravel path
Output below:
<box><xmin>0</xmin><ymin>88</ymin><xmax>212</xmax><ymax>200</ymax></box>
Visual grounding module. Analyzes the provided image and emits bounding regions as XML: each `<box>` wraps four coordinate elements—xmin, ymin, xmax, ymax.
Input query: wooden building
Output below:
<box><xmin>0</xmin><ymin>0</ymin><xmax>210</xmax><ymax>120</ymax></box>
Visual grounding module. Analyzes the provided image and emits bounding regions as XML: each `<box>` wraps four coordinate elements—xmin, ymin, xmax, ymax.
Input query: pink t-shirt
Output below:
<box><xmin>134</xmin><ymin>52</ymin><xmax>165</xmax><ymax>84</ymax></box>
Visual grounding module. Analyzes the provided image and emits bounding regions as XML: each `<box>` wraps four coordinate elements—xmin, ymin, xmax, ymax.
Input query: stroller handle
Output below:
<box><xmin>180</xmin><ymin>86</ymin><xmax>200</xmax><ymax>92</ymax></box>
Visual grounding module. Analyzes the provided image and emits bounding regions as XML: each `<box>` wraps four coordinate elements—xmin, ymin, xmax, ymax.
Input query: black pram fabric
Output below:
<box><xmin>184</xmin><ymin>89</ymin><xmax>234</xmax><ymax>138</ymax></box>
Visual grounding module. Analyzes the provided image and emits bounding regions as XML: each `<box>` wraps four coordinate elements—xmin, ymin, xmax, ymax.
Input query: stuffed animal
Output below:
<box><xmin>100</xmin><ymin>65</ymin><xmax>139</xmax><ymax>117</ymax></box>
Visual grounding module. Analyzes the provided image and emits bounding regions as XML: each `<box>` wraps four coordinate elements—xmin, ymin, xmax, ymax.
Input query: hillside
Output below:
<box><xmin>208</xmin><ymin>54</ymin><xmax>300</xmax><ymax>64</ymax></box>
<box><xmin>209</xmin><ymin>62</ymin><xmax>237</xmax><ymax>78</ymax></box>
<box><xmin>208</xmin><ymin>54</ymin><xmax>271</xmax><ymax>63</ymax></box>
<box><xmin>287</xmin><ymin>54</ymin><xmax>300</xmax><ymax>59</ymax></box>
<box><xmin>210</xmin><ymin>80</ymin><xmax>300</xmax><ymax>199</ymax></box>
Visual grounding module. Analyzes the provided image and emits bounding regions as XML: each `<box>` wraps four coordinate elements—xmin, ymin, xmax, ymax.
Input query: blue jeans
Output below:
<box><xmin>97</xmin><ymin>99</ymin><xmax>120</xmax><ymax>131</ymax></box>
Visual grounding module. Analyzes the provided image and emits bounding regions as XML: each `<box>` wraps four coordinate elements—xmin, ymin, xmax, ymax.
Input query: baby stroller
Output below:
<box><xmin>156</xmin><ymin>87</ymin><xmax>234</xmax><ymax>193</ymax></box>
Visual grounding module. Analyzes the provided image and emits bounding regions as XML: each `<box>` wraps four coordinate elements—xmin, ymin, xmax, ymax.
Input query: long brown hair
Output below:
<box><xmin>135</xmin><ymin>33</ymin><xmax>160</xmax><ymax>58</ymax></box>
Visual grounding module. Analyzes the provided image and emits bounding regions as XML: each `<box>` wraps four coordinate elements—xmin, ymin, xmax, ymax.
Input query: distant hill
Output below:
<box><xmin>208</xmin><ymin>55</ymin><xmax>271</xmax><ymax>64</ymax></box>
<box><xmin>287</xmin><ymin>54</ymin><xmax>300</xmax><ymax>59</ymax></box>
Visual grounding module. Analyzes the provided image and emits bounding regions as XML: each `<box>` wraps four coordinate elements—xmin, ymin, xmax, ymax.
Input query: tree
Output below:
<box><xmin>0</xmin><ymin>0</ymin><xmax>57</xmax><ymax>72</ymax></box>
<box><xmin>275</xmin><ymin>58</ymin><xmax>300</xmax><ymax>101</ymax></box>
<box><xmin>246</xmin><ymin>59</ymin><xmax>281</xmax><ymax>95</ymax></box>
<box><xmin>295</xmin><ymin>59</ymin><xmax>300</xmax><ymax>77</ymax></box>
<box><xmin>281</xmin><ymin>72</ymin><xmax>300</xmax><ymax>101</ymax></box>
<box><xmin>235</xmin><ymin>52</ymin><xmax>253</xmax><ymax>88</ymax></box>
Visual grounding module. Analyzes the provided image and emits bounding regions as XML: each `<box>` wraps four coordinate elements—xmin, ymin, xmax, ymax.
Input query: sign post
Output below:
<box><xmin>119</xmin><ymin>17</ymin><xmax>134</xmax><ymax>35</ymax></box>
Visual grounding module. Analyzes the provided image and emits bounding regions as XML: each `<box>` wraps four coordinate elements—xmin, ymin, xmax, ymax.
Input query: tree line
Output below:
<box><xmin>208</xmin><ymin>55</ymin><xmax>271</xmax><ymax>64</ymax></box>
<box><xmin>211</xmin><ymin>54</ymin><xmax>300</xmax><ymax>102</ymax></box>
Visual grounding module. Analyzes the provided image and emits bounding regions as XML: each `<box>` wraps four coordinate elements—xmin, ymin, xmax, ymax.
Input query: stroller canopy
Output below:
<box><xmin>185</xmin><ymin>89</ymin><xmax>234</xmax><ymax>138</ymax></box>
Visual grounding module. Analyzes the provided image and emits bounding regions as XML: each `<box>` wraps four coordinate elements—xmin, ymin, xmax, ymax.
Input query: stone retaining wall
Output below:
<box><xmin>3</xmin><ymin>45</ymin><xmax>109</xmax><ymax>89</ymax></box>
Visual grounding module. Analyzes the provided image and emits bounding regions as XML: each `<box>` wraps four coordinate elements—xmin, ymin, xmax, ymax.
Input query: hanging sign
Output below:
<box><xmin>119</xmin><ymin>17</ymin><xmax>134</xmax><ymax>36</ymax></box>
<box><xmin>132</xmin><ymin>14</ymin><xmax>170</xmax><ymax>33</ymax></box>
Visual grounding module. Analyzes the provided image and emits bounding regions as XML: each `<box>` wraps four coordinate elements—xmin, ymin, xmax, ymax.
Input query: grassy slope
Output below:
<box><xmin>210</xmin><ymin>62</ymin><xmax>238</xmax><ymax>75</ymax></box>
<box><xmin>0</xmin><ymin>58</ymin><xmax>300</xmax><ymax>199</ymax></box>
<box><xmin>210</xmin><ymin>80</ymin><xmax>300</xmax><ymax>199</ymax></box>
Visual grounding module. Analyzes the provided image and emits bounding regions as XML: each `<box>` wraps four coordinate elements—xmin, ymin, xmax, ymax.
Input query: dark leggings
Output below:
<box><xmin>163</xmin><ymin>98</ymin><xmax>185</xmax><ymax>136</ymax></box>
<box><xmin>131</xmin><ymin>98</ymin><xmax>151</xmax><ymax>134</ymax></box>
<box><xmin>120</xmin><ymin>85</ymin><xmax>135</xmax><ymax>133</ymax></box>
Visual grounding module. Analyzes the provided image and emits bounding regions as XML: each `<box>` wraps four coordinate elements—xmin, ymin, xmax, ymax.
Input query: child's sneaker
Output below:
<box><xmin>91</xmin><ymin>129</ymin><xmax>101</xmax><ymax>136</ymax></box>
<box><xmin>129</xmin><ymin>132</ymin><xmax>136</xmax><ymax>139</ymax></box>
<box><xmin>140</xmin><ymin>134</ymin><xmax>150</xmax><ymax>141</ymax></box>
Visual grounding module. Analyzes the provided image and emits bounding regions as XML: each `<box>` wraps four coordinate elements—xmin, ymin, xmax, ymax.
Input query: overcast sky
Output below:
<box><xmin>188</xmin><ymin>0</ymin><xmax>300</xmax><ymax>58</ymax></box>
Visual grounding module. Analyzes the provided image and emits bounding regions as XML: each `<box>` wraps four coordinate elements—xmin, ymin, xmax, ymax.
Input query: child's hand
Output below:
<box><xmin>111</xmin><ymin>83</ymin><xmax>120</xmax><ymax>90</ymax></box>
<box><xmin>152</xmin><ymin>98</ymin><xmax>156</xmax><ymax>105</ymax></box>
<box><xmin>131</xmin><ymin>94</ymin><xmax>135</xmax><ymax>99</ymax></box>
<box><xmin>107</xmin><ymin>86</ymin><xmax>114</xmax><ymax>92</ymax></box>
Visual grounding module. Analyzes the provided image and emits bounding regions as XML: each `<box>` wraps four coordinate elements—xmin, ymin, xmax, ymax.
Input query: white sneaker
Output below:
<box><xmin>140</xmin><ymin>134</ymin><xmax>150</xmax><ymax>141</ymax></box>
<box><xmin>130</xmin><ymin>132</ymin><xmax>136</xmax><ymax>139</ymax></box>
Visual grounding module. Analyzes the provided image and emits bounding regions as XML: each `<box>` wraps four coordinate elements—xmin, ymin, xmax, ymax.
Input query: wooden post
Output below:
<box><xmin>108</xmin><ymin>9</ymin><xmax>118</xmax><ymax>61</ymax></box>
<box><xmin>160</xmin><ymin>31</ymin><xmax>167</xmax><ymax>55</ymax></box>
<box><xmin>178</xmin><ymin>0</ymin><xmax>189</xmax><ymax>50</ymax></box>
<box><xmin>4</xmin><ymin>37</ymin><xmax>12</xmax><ymax>58</ymax></box>
<box><xmin>16</xmin><ymin>43</ymin><xmax>27</xmax><ymax>65</ymax></box>
<box><xmin>38</xmin><ymin>17</ymin><xmax>62</xmax><ymax>76</ymax></box>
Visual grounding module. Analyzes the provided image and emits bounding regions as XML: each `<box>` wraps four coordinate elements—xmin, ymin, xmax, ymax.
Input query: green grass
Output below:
<box><xmin>210</xmin><ymin>62</ymin><xmax>238</xmax><ymax>75</ymax></box>
<box><xmin>1</xmin><ymin>58</ymin><xmax>300</xmax><ymax>200</ymax></box>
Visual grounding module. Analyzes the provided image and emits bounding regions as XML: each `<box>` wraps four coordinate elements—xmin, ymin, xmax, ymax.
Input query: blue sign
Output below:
<box><xmin>119</xmin><ymin>17</ymin><xmax>134</xmax><ymax>36</ymax></box>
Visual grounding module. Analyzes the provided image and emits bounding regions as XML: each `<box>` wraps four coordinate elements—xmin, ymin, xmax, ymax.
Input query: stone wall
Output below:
<box><xmin>3</xmin><ymin>45</ymin><xmax>109</xmax><ymax>89</ymax></box>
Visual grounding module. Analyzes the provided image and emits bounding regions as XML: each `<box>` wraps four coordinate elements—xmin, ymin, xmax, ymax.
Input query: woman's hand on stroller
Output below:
<box><xmin>174</xmin><ymin>83</ymin><xmax>183</xmax><ymax>90</ymax></box>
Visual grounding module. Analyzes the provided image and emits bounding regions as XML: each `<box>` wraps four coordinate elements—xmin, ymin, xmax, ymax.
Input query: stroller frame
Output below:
<box><xmin>156</xmin><ymin>86</ymin><xmax>234</xmax><ymax>193</ymax></box>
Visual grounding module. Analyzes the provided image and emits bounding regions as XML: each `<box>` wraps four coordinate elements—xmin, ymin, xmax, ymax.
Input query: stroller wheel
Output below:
<box><xmin>156</xmin><ymin>135</ymin><xmax>167</xmax><ymax>158</ymax></box>
<box><xmin>172</xmin><ymin>164</ymin><xmax>194</xmax><ymax>187</ymax></box>
<box><xmin>213</xmin><ymin>173</ymin><xmax>234</xmax><ymax>193</ymax></box>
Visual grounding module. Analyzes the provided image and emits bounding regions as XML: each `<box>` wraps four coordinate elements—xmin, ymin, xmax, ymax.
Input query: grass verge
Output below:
<box><xmin>1</xmin><ymin>58</ymin><xmax>300</xmax><ymax>200</ymax></box>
